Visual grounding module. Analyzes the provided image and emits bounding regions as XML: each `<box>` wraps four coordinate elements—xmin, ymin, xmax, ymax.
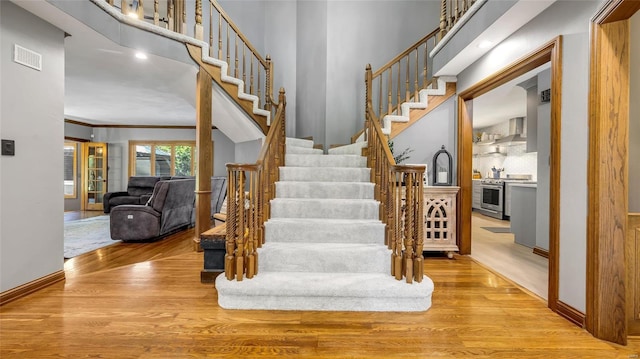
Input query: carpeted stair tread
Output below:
<box><xmin>285</xmin><ymin>154</ymin><xmax>367</xmax><ymax>168</ymax></box>
<box><xmin>216</xmin><ymin>272</ymin><xmax>434</xmax><ymax>311</ymax></box>
<box><xmin>286</xmin><ymin>137</ymin><xmax>315</xmax><ymax>148</ymax></box>
<box><xmin>327</xmin><ymin>141</ymin><xmax>368</xmax><ymax>156</ymax></box>
<box><xmin>286</xmin><ymin>146</ymin><xmax>324</xmax><ymax>155</ymax></box>
<box><xmin>264</xmin><ymin>218</ymin><xmax>384</xmax><ymax>244</ymax></box>
<box><xmin>279</xmin><ymin>167</ymin><xmax>370</xmax><ymax>182</ymax></box>
<box><xmin>275</xmin><ymin>181</ymin><xmax>374</xmax><ymax>199</ymax></box>
<box><xmin>259</xmin><ymin>242</ymin><xmax>389</xmax><ymax>273</ymax></box>
<box><xmin>270</xmin><ymin>198</ymin><xmax>380</xmax><ymax>219</ymax></box>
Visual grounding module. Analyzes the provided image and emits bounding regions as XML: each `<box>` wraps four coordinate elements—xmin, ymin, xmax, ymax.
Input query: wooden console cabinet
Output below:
<box><xmin>423</xmin><ymin>186</ymin><xmax>459</xmax><ymax>258</ymax></box>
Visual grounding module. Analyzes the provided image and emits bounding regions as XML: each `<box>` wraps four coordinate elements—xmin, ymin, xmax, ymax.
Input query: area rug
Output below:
<box><xmin>481</xmin><ymin>226</ymin><xmax>512</xmax><ymax>233</ymax></box>
<box><xmin>64</xmin><ymin>215</ymin><xmax>120</xmax><ymax>258</ymax></box>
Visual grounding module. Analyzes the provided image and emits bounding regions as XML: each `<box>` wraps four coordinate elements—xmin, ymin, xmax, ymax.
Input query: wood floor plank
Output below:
<box><xmin>1</xmin><ymin>240</ymin><xmax>639</xmax><ymax>358</ymax></box>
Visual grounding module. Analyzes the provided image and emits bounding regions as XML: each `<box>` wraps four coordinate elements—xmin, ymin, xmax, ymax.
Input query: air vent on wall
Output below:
<box><xmin>13</xmin><ymin>44</ymin><xmax>42</xmax><ymax>71</ymax></box>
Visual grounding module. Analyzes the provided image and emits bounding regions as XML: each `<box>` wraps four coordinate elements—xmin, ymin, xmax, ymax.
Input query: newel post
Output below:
<box><xmin>194</xmin><ymin>67</ymin><xmax>213</xmax><ymax>251</ymax></box>
<box><xmin>365</xmin><ymin>64</ymin><xmax>372</xmax><ymax>142</ymax></box>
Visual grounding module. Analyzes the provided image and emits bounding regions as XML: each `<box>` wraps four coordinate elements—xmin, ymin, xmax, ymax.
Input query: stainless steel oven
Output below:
<box><xmin>480</xmin><ymin>180</ymin><xmax>504</xmax><ymax>219</ymax></box>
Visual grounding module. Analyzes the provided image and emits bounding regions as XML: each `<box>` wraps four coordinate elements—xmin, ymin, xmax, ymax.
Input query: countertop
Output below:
<box><xmin>509</xmin><ymin>183</ymin><xmax>537</xmax><ymax>188</ymax></box>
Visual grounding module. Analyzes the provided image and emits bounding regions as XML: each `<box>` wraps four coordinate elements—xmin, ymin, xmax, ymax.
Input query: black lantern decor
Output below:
<box><xmin>432</xmin><ymin>145</ymin><xmax>452</xmax><ymax>186</ymax></box>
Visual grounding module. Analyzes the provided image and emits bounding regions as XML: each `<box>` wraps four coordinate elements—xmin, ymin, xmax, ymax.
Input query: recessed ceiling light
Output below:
<box><xmin>478</xmin><ymin>40</ymin><xmax>494</xmax><ymax>49</ymax></box>
<box><xmin>135</xmin><ymin>52</ymin><xmax>148</xmax><ymax>60</ymax></box>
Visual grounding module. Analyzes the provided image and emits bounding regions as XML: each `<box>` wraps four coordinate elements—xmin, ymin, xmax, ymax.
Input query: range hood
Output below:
<box><xmin>494</xmin><ymin>117</ymin><xmax>526</xmax><ymax>145</ymax></box>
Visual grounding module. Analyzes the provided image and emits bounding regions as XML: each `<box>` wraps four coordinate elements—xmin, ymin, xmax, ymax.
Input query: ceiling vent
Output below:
<box><xmin>13</xmin><ymin>44</ymin><xmax>42</xmax><ymax>71</ymax></box>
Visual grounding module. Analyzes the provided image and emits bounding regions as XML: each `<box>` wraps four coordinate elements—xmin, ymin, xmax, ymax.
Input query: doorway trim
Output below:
<box><xmin>586</xmin><ymin>0</ymin><xmax>640</xmax><ymax>345</ymax></box>
<box><xmin>456</xmin><ymin>36</ymin><xmax>563</xmax><ymax>314</ymax></box>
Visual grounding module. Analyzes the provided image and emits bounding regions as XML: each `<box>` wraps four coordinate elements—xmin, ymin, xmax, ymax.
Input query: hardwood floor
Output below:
<box><xmin>470</xmin><ymin>211</ymin><xmax>549</xmax><ymax>300</ymax></box>
<box><xmin>2</xmin><ymin>234</ymin><xmax>639</xmax><ymax>358</ymax></box>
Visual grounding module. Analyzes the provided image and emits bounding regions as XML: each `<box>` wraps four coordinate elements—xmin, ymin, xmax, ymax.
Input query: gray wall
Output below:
<box><xmin>234</xmin><ymin>139</ymin><xmax>262</xmax><ymax>165</ymax></box>
<box><xmin>536</xmin><ymin>68</ymin><xmax>551</xmax><ymax>251</ymax></box>
<box><xmin>392</xmin><ymin>97</ymin><xmax>457</xmax><ymax>186</ymax></box>
<box><xmin>1</xmin><ymin>2</ymin><xmax>65</xmax><ymax>292</ymax></box>
<box><xmin>630</xmin><ymin>12</ymin><xmax>640</xmax><ymax>213</ymax></box>
<box><xmin>456</xmin><ymin>0</ymin><xmax>604</xmax><ymax>313</ymax></box>
<box><xmin>92</xmin><ymin>128</ymin><xmax>234</xmax><ymax>192</ymax></box>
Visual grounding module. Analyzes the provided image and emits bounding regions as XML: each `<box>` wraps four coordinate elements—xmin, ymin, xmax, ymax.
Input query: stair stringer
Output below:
<box><xmin>90</xmin><ymin>0</ymin><xmax>271</xmax><ymax>133</ymax></box>
<box><xmin>382</xmin><ymin>76</ymin><xmax>457</xmax><ymax>136</ymax></box>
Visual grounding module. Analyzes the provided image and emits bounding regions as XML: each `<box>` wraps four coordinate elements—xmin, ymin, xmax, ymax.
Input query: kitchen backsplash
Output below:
<box><xmin>473</xmin><ymin>121</ymin><xmax>537</xmax><ymax>180</ymax></box>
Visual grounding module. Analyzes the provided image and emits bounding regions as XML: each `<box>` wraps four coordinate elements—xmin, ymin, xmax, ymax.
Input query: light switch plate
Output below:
<box><xmin>1</xmin><ymin>139</ymin><xmax>15</xmax><ymax>156</ymax></box>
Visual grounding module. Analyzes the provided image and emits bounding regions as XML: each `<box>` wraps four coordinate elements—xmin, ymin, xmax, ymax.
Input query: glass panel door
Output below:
<box><xmin>83</xmin><ymin>142</ymin><xmax>108</xmax><ymax>211</ymax></box>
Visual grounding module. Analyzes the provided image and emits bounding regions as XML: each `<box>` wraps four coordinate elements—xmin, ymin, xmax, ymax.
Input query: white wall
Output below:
<box><xmin>393</xmin><ymin>97</ymin><xmax>457</xmax><ymax>185</ymax></box>
<box><xmin>630</xmin><ymin>12</ymin><xmax>640</xmax><ymax>213</ymax></box>
<box><xmin>0</xmin><ymin>2</ymin><xmax>65</xmax><ymax>292</ymax></box>
<box><xmin>92</xmin><ymin>128</ymin><xmax>235</xmax><ymax>191</ymax></box>
<box><xmin>456</xmin><ymin>0</ymin><xmax>604</xmax><ymax>312</ymax></box>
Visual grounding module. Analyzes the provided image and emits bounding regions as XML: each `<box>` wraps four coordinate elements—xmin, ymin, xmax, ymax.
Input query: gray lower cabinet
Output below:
<box><xmin>510</xmin><ymin>184</ymin><xmax>537</xmax><ymax>248</ymax></box>
<box><xmin>472</xmin><ymin>180</ymin><xmax>482</xmax><ymax>210</ymax></box>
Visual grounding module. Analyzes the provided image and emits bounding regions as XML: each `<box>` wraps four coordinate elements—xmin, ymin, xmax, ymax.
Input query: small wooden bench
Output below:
<box><xmin>200</xmin><ymin>225</ymin><xmax>226</xmax><ymax>283</ymax></box>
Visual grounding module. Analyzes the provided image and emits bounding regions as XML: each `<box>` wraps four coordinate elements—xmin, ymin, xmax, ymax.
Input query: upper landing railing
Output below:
<box><xmin>103</xmin><ymin>0</ymin><xmax>274</xmax><ymax>113</ymax></box>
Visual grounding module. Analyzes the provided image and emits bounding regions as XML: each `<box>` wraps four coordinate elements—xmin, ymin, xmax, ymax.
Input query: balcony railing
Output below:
<box><xmin>102</xmin><ymin>0</ymin><xmax>274</xmax><ymax>112</ymax></box>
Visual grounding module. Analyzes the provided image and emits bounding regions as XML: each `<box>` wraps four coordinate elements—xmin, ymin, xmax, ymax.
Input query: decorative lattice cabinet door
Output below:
<box><xmin>423</xmin><ymin>187</ymin><xmax>460</xmax><ymax>258</ymax></box>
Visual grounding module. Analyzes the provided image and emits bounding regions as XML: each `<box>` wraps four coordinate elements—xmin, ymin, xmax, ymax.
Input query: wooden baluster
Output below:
<box><xmin>242</xmin><ymin>45</ymin><xmax>246</xmax><ymax>92</ymax></box>
<box><xmin>246</xmin><ymin>170</ymin><xmax>256</xmax><ymax>279</ymax></box>
<box><xmin>453</xmin><ymin>0</ymin><xmax>459</xmax><ymax>25</ymax></box>
<box><xmin>234</xmin><ymin>34</ymin><xmax>239</xmax><ymax>78</ymax></box>
<box><xmin>424</xmin><ymin>42</ymin><xmax>428</xmax><ymax>90</ymax></box>
<box><xmin>415</xmin><ymin>49</ymin><xmax>419</xmax><ymax>100</ymax></box>
<box><xmin>378</xmin><ymin>76</ymin><xmax>383</xmax><ymax>121</ymax></box>
<box><xmin>266</xmin><ymin>56</ymin><xmax>272</xmax><ymax>113</ymax></box>
<box><xmin>154</xmin><ymin>0</ymin><xmax>159</xmax><ymax>26</ymax></box>
<box><xmin>250</xmin><ymin>57</ymin><xmax>254</xmax><ymax>96</ymax></box>
<box><xmin>120</xmin><ymin>0</ymin><xmax>127</xmax><ymax>15</ymax></box>
<box><xmin>396</xmin><ymin>63</ymin><xmax>401</xmax><ymax>113</ymax></box>
<box><xmin>387</xmin><ymin>68</ymin><xmax>392</xmax><ymax>116</ymax></box>
<box><xmin>209</xmin><ymin>3</ymin><xmax>213</xmax><ymax>57</ymax></box>
<box><xmin>439</xmin><ymin>0</ymin><xmax>447</xmax><ymax>39</ymax></box>
<box><xmin>404</xmin><ymin>172</ymin><xmax>414</xmax><ymax>283</ymax></box>
<box><xmin>218</xmin><ymin>14</ymin><xmax>223</xmax><ymax>60</ymax></box>
<box><xmin>182</xmin><ymin>0</ymin><xmax>187</xmax><ymax>34</ymax></box>
<box><xmin>107</xmin><ymin>0</ymin><xmax>114</xmax><ymax>5</ymax></box>
<box><xmin>136</xmin><ymin>0</ymin><xmax>144</xmax><ymax>21</ymax></box>
<box><xmin>365</xmin><ymin>64</ymin><xmax>371</xmax><ymax>132</ymax></box>
<box><xmin>225</xmin><ymin>169</ymin><xmax>237</xmax><ymax>280</ymax></box>
<box><xmin>226</xmin><ymin>23</ymin><xmax>230</xmax><ymax>66</ymax></box>
<box><xmin>195</xmin><ymin>0</ymin><xmax>203</xmax><ymax>40</ymax></box>
<box><xmin>168</xmin><ymin>0</ymin><xmax>174</xmax><ymax>31</ymax></box>
<box><xmin>405</xmin><ymin>56</ymin><xmax>410</xmax><ymax>102</ymax></box>
<box><xmin>257</xmin><ymin>66</ymin><xmax>262</xmax><ymax>109</ymax></box>
<box><xmin>235</xmin><ymin>170</ymin><xmax>246</xmax><ymax>281</ymax></box>
<box><xmin>414</xmin><ymin>175</ymin><xmax>424</xmax><ymax>282</ymax></box>
<box><xmin>393</xmin><ymin>171</ymin><xmax>403</xmax><ymax>280</ymax></box>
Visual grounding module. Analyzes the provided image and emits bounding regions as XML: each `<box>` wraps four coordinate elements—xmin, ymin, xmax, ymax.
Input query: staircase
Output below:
<box><xmin>215</xmin><ymin>137</ymin><xmax>434</xmax><ymax>311</ymax></box>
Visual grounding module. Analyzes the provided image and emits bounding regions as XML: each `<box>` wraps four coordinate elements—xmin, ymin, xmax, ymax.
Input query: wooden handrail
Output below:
<box><xmin>224</xmin><ymin>88</ymin><xmax>286</xmax><ymax>281</ymax></box>
<box><xmin>371</xmin><ymin>28</ymin><xmax>440</xmax><ymax>79</ymax></box>
<box><xmin>366</xmin><ymin>103</ymin><xmax>425</xmax><ymax>283</ymax></box>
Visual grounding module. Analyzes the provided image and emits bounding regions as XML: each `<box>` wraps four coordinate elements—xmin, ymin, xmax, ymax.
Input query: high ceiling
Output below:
<box><xmin>12</xmin><ymin>0</ymin><xmax>264</xmax><ymax>143</ymax></box>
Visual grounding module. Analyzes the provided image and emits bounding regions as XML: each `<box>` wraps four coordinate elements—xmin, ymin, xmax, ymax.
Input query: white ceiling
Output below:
<box><xmin>12</xmin><ymin>0</ymin><xmax>265</xmax><ymax>143</ymax></box>
<box><xmin>472</xmin><ymin>62</ymin><xmax>550</xmax><ymax>129</ymax></box>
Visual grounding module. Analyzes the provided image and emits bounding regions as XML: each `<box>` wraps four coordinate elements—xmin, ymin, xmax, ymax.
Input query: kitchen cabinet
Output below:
<box><xmin>472</xmin><ymin>180</ymin><xmax>482</xmax><ymax>209</ymax></box>
<box><xmin>510</xmin><ymin>184</ymin><xmax>537</xmax><ymax>248</ymax></box>
<box><xmin>423</xmin><ymin>186</ymin><xmax>459</xmax><ymax>258</ymax></box>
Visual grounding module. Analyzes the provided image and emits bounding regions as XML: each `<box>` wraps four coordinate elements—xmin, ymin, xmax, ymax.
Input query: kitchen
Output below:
<box><xmin>469</xmin><ymin>63</ymin><xmax>551</xmax><ymax>300</ymax></box>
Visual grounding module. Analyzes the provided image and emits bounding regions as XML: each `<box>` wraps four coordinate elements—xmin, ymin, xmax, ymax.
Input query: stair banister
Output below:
<box><xmin>365</xmin><ymin>100</ymin><xmax>425</xmax><ymax>283</ymax></box>
<box><xmin>225</xmin><ymin>88</ymin><xmax>286</xmax><ymax>281</ymax></box>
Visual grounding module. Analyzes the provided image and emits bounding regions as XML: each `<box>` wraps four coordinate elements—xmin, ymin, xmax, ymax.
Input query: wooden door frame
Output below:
<box><xmin>586</xmin><ymin>0</ymin><xmax>640</xmax><ymax>345</ymax></box>
<box><xmin>456</xmin><ymin>37</ymin><xmax>563</xmax><ymax>314</ymax></box>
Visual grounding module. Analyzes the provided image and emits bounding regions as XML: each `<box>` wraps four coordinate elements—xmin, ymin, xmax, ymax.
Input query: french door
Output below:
<box><xmin>82</xmin><ymin>142</ymin><xmax>108</xmax><ymax>211</ymax></box>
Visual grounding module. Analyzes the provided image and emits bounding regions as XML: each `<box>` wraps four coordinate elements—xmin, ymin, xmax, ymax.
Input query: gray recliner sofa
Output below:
<box><xmin>103</xmin><ymin>176</ymin><xmax>167</xmax><ymax>213</ymax></box>
<box><xmin>110</xmin><ymin>178</ymin><xmax>196</xmax><ymax>241</ymax></box>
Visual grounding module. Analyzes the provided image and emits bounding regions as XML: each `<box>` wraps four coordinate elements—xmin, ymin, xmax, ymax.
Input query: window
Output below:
<box><xmin>64</xmin><ymin>142</ymin><xmax>77</xmax><ymax>198</ymax></box>
<box><xmin>129</xmin><ymin>141</ymin><xmax>197</xmax><ymax>177</ymax></box>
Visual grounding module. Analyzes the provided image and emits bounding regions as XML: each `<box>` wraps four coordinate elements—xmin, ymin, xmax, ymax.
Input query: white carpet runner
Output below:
<box><xmin>215</xmin><ymin>138</ymin><xmax>434</xmax><ymax>311</ymax></box>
